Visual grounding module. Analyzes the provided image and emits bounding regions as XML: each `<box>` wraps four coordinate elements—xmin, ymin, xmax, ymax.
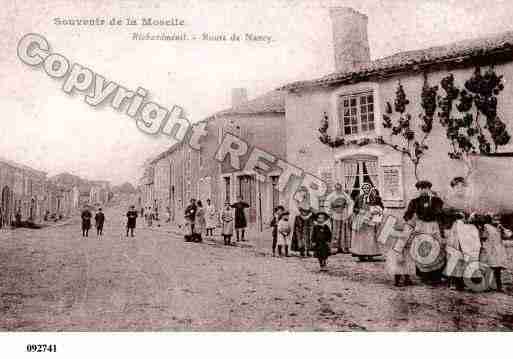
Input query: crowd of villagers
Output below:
<box><xmin>181</xmin><ymin>176</ymin><xmax>510</xmax><ymax>291</ymax></box>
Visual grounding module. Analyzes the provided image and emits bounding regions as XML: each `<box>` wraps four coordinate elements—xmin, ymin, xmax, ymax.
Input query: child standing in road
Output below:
<box><xmin>277</xmin><ymin>211</ymin><xmax>291</xmax><ymax>257</ymax></box>
<box><xmin>311</xmin><ymin>212</ymin><xmax>332</xmax><ymax>271</ymax></box>
<box><xmin>477</xmin><ymin>215</ymin><xmax>509</xmax><ymax>292</ymax></box>
<box><xmin>221</xmin><ymin>202</ymin><xmax>234</xmax><ymax>245</ymax></box>
<box><xmin>384</xmin><ymin>219</ymin><xmax>415</xmax><ymax>287</ymax></box>
<box><xmin>270</xmin><ymin>206</ymin><xmax>284</xmax><ymax>256</ymax></box>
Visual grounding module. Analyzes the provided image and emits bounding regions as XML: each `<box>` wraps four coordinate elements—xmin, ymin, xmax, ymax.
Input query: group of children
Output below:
<box><xmin>269</xmin><ymin>206</ymin><xmax>333</xmax><ymax>271</ymax></box>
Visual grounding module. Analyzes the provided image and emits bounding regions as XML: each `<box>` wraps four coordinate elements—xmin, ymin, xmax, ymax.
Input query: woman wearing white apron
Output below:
<box><xmin>351</xmin><ymin>184</ymin><xmax>384</xmax><ymax>261</ymax></box>
<box><xmin>403</xmin><ymin>180</ymin><xmax>445</xmax><ymax>284</ymax></box>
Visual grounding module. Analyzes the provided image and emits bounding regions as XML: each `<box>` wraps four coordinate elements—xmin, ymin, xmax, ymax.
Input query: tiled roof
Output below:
<box><xmin>215</xmin><ymin>90</ymin><xmax>285</xmax><ymax>116</ymax></box>
<box><xmin>279</xmin><ymin>30</ymin><xmax>513</xmax><ymax>91</ymax></box>
<box><xmin>0</xmin><ymin>156</ymin><xmax>47</xmax><ymax>177</ymax></box>
<box><xmin>148</xmin><ymin>141</ymin><xmax>181</xmax><ymax>165</ymax></box>
<box><xmin>147</xmin><ymin>90</ymin><xmax>286</xmax><ymax>165</ymax></box>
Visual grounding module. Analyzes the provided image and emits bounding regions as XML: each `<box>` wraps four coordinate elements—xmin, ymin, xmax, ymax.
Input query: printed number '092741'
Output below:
<box><xmin>26</xmin><ymin>344</ymin><xmax>57</xmax><ymax>352</ymax></box>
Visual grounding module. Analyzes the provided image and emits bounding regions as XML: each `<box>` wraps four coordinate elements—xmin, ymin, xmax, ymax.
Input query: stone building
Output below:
<box><xmin>89</xmin><ymin>181</ymin><xmax>110</xmax><ymax>206</ymax></box>
<box><xmin>145</xmin><ymin>138</ymin><xmax>201</xmax><ymax>224</ymax></box>
<box><xmin>197</xmin><ymin>88</ymin><xmax>286</xmax><ymax>231</ymax></box>
<box><xmin>145</xmin><ymin>88</ymin><xmax>285</xmax><ymax>230</ymax></box>
<box><xmin>0</xmin><ymin>157</ymin><xmax>76</xmax><ymax>225</ymax></box>
<box><xmin>72</xmin><ymin>185</ymin><xmax>92</xmax><ymax>209</ymax></box>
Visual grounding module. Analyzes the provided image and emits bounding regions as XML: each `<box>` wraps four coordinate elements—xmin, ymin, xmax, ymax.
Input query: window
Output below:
<box><xmin>224</xmin><ymin>177</ymin><xmax>231</xmax><ymax>203</ymax></box>
<box><xmin>342</xmin><ymin>158</ymin><xmax>379</xmax><ymax>200</ymax></box>
<box><xmin>338</xmin><ymin>92</ymin><xmax>375</xmax><ymax>136</ymax></box>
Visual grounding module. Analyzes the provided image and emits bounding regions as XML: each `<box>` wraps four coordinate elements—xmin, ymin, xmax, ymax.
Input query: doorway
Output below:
<box><xmin>1</xmin><ymin>186</ymin><xmax>12</xmax><ymax>227</ymax></box>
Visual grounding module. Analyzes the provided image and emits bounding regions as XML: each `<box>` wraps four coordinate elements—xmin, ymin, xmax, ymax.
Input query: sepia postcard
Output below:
<box><xmin>1</xmin><ymin>0</ymin><xmax>513</xmax><ymax>356</ymax></box>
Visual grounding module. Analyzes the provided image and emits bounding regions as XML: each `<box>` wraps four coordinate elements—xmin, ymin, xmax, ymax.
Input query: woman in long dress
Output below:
<box><xmin>326</xmin><ymin>183</ymin><xmax>354</xmax><ymax>253</ymax></box>
<box><xmin>350</xmin><ymin>184</ymin><xmax>384</xmax><ymax>261</ymax></box>
<box><xmin>205</xmin><ymin>199</ymin><xmax>217</xmax><ymax>239</ymax></box>
<box><xmin>442</xmin><ymin>177</ymin><xmax>481</xmax><ymax>290</ymax></box>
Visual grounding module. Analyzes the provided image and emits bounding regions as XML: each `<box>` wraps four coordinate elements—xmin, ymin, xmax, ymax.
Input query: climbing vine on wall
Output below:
<box><xmin>381</xmin><ymin>75</ymin><xmax>438</xmax><ymax>180</ymax></box>
<box><xmin>439</xmin><ymin>67</ymin><xmax>511</xmax><ymax>160</ymax></box>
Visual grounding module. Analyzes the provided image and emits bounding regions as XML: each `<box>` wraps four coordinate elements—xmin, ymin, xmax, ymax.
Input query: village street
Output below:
<box><xmin>1</xmin><ymin>204</ymin><xmax>513</xmax><ymax>331</ymax></box>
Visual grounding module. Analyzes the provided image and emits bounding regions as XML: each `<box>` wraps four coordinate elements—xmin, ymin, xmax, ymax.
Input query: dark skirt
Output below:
<box><xmin>314</xmin><ymin>241</ymin><xmax>331</xmax><ymax>260</ymax></box>
<box><xmin>234</xmin><ymin>215</ymin><xmax>247</xmax><ymax>229</ymax></box>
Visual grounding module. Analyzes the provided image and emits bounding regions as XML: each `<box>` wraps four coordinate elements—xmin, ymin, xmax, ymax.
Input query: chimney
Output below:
<box><xmin>329</xmin><ymin>7</ymin><xmax>370</xmax><ymax>73</ymax></box>
<box><xmin>231</xmin><ymin>88</ymin><xmax>248</xmax><ymax>107</ymax></box>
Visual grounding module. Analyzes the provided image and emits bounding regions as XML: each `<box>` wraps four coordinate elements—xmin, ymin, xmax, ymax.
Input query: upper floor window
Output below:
<box><xmin>338</xmin><ymin>92</ymin><xmax>375</xmax><ymax>136</ymax></box>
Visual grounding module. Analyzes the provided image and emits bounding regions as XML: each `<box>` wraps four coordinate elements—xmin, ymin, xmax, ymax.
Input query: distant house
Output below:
<box><xmin>147</xmin><ymin>88</ymin><xmax>285</xmax><ymax>230</ymax></box>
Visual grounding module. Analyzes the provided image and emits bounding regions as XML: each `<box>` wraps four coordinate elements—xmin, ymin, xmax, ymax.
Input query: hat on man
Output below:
<box><xmin>415</xmin><ymin>180</ymin><xmax>432</xmax><ymax>189</ymax></box>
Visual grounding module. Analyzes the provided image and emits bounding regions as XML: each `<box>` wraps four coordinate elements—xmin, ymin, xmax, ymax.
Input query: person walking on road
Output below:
<box><xmin>95</xmin><ymin>208</ymin><xmax>105</xmax><ymax>238</ymax></box>
<box><xmin>81</xmin><ymin>206</ymin><xmax>92</xmax><ymax>238</ymax></box>
<box><xmin>126</xmin><ymin>205</ymin><xmax>138</xmax><ymax>237</ymax></box>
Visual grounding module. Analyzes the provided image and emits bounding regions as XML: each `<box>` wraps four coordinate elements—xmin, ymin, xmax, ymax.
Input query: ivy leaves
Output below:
<box><xmin>439</xmin><ymin>66</ymin><xmax>510</xmax><ymax>160</ymax></box>
<box><xmin>382</xmin><ymin>77</ymin><xmax>436</xmax><ymax>170</ymax></box>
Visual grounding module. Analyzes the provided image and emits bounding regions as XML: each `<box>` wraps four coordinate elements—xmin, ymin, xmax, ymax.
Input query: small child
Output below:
<box><xmin>311</xmin><ymin>212</ymin><xmax>332</xmax><ymax>271</ymax></box>
<box><xmin>384</xmin><ymin>219</ymin><xmax>415</xmax><ymax>287</ymax></box>
<box><xmin>220</xmin><ymin>202</ymin><xmax>234</xmax><ymax>245</ymax></box>
<box><xmin>270</xmin><ymin>206</ymin><xmax>284</xmax><ymax>256</ymax></box>
<box><xmin>479</xmin><ymin>215</ymin><xmax>508</xmax><ymax>292</ymax></box>
<box><xmin>277</xmin><ymin>211</ymin><xmax>291</xmax><ymax>257</ymax></box>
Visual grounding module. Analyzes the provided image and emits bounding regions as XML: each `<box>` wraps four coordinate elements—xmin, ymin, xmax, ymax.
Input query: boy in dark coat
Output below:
<box><xmin>81</xmin><ymin>206</ymin><xmax>92</xmax><ymax>237</ymax></box>
<box><xmin>311</xmin><ymin>212</ymin><xmax>332</xmax><ymax>271</ymax></box>
<box><xmin>95</xmin><ymin>208</ymin><xmax>105</xmax><ymax>238</ymax></box>
<box><xmin>126</xmin><ymin>205</ymin><xmax>138</xmax><ymax>237</ymax></box>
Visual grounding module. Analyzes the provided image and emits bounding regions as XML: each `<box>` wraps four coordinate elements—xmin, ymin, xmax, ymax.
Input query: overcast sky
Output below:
<box><xmin>1</xmin><ymin>0</ymin><xmax>513</xmax><ymax>185</ymax></box>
